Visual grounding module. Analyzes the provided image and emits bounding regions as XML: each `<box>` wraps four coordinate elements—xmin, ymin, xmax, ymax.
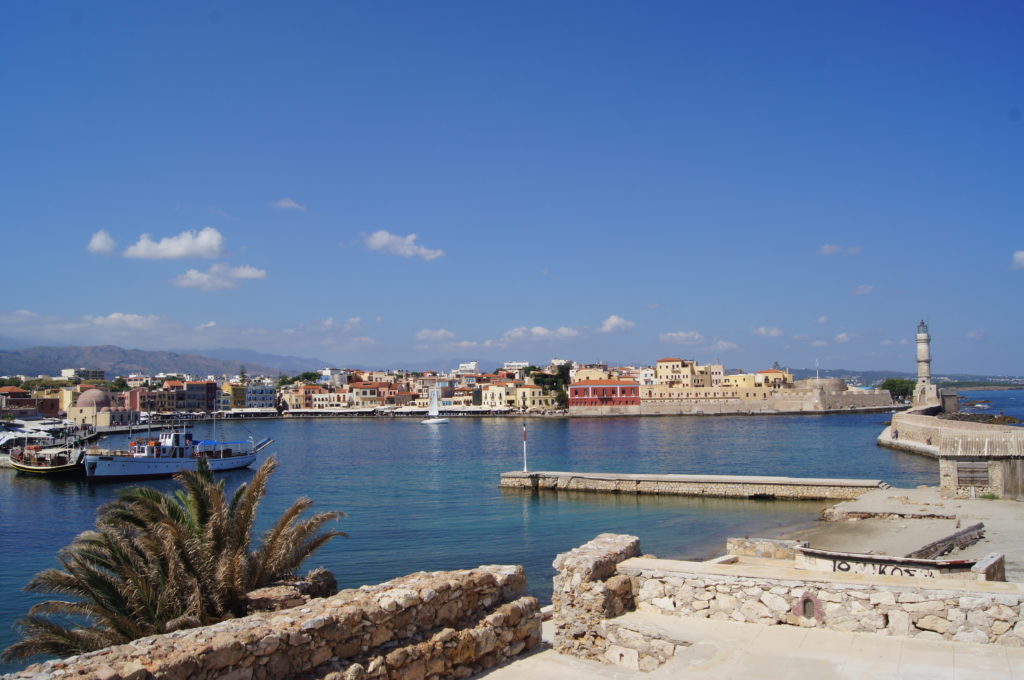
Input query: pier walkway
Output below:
<box><xmin>500</xmin><ymin>471</ymin><xmax>888</xmax><ymax>501</ymax></box>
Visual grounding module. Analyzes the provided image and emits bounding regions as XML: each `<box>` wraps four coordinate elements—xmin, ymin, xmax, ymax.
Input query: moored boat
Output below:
<box><xmin>83</xmin><ymin>428</ymin><xmax>273</xmax><ymax>480</ymax></box>
<box><xmin>9</xmin><ymin>444</ymin><xmax>87</xmax><ymax>476</ymax></box>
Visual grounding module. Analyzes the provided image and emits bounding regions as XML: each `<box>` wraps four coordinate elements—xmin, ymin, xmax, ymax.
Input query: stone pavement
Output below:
<box><xmin>479</xmin><ymin>613</ymin><xmax>1024</xmax><ymax>679</ymax></box>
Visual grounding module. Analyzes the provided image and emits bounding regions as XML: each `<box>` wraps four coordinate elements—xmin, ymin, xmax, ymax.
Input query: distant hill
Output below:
<box><xmin>0</xmin><ymin>345</ymin><xmax>289</xmax><ymax>379</ymax></box>
<box><xmin>171</xmin><ymin>348</ymin><xmax>327</xmax><ymax>374</ymax></box>
<box><xmin>786</xmin><ymin>367</ymin><xmax>1014</xmax><ymax>385</ymax></box>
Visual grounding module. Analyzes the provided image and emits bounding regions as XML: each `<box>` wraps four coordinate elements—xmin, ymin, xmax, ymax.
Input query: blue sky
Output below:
<box><xmin>2</xmin><ymin>1</ymin><xmax>1021</xmax><ymax>374</ymax></box>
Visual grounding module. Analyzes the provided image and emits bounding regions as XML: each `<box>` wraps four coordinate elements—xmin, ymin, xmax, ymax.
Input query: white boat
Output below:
<box><xmin>421</xmin><ymin>388</ymin><xmax>449</xmax><ymax>424</ymax></box>
<box><xmin>83</xmin><ymin>428</ymin><xmax>273</xmax><ymax>480</ymax></box>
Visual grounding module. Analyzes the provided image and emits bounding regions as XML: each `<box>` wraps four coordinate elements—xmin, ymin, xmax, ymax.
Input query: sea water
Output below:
<box><xmin>0</xmin><ymin>407</ymin><xmax>951</xmax><ymax>671</ymax></box>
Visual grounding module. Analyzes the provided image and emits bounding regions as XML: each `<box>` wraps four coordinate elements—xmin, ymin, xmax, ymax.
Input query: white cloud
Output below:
<box><xmin>811</xmin><ymin>340</ymin><xmax>829</xmax><ymax>347</ymax></box>
<box><xmin>124</xmin><ymin>227</ymin><xmax>226</xmax><ymax>259</ymax></box>
<box><xmin>899</xmin><ymin>339</ymin><xmax>910</xmax><ymax>345</ymax></box>
<box><xmin>753</xmin><ymin>326</ymin><xmax>783</xmax><ymax>338</ymax></box>
<box><xmin>174</xmin><ymin>263</ymin><xmax>267</xmax><ymax>291</ymax></box>
<box><xmin>599</xmin><ymin>315</ymin><xmax>635</xmax><ymax>333</ymax></box>
<box><xmin>852</xmin><ymin>285</ymin><xmax>874</xmax><ymax>296</ymax></box>
<box><xmin>198</xmin><ymin>321</ymin><xmax>217</xmax><ymax>329</ymax></box>
<box><xmin>660</xmin><ymin>331</ymin><xmax>704</xmax><ymax>345</ymax></box>
<box><xmin>272</xmin><ymin>198</ymin><xmax>306</xmax><ymax>211</ymax></box>
<box><xmin>87</xmin><ymin>230</ymin><xmax>116</xmax><ymax>254</ymax></box>
<box><xmin>503</xmin><ymin>325</ymin><xmax>578</xmax><ymax>341</ymax></box>
<box><xmin>881</xmin><ymin>339</ymin><xmax>894</xmax><ymax>346</ymax></box>
<box><xmin>834</xmin><ymin>332</ymin><xmax>851</xmax><ymax>344</ymax></box>
<box><xmin>708</xmin><ymin>340</ymin><xmax>738</xmax><ymax>352</ymax></box>
<box><xmin>87</xmin><ymin>312</ymin><xmax>163</xmax><ymax>330</ymax></box>
<box><xmin>363</xmin><ymin>230</ymin><xmax>444</xmax><ymax>261</ymax></box>
<box><xmin>793</xmin><ymin>334</ymin><xmax>809</xmax><ymax>341</ymax></box>
<box><xmin>416</xmin><ymin>328</ymin><xmax>456</xmax><ymax>341</ymax></box>
<box><xmin>967</xmin><ymin>329</ymin><xmax>986</xmax><ymax>341</ymax></box>
<box><xmin>820</xmin><ymin>244</ymin><xmax>862</xmax><ymax>256</ymax></box>
<box><xmin>1013</xmin><ymin>251</ymin><xmax>1024</xmax><ymax>270</ymax></box>
<box><xmin>817</xmin><ymin>315</ymin><xmax>829</xmax><ymax>324</ymax></box>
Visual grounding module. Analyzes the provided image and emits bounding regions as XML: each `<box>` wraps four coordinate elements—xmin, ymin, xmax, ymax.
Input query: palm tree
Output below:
<box><xmin>2</xmin><ymin>457</ymin><xmax>345</xmax><ymax>662</ymax></box>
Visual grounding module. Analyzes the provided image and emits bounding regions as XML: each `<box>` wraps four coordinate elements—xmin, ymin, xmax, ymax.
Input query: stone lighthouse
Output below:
<box><xmin>916</xmin><ymin>320</ymin><xmax>932</xmax><ymax>386</ymax></box>
<box><xmin>913</xmin><ymin>320</ymin><xmax>940</xmax><ymax>406</ymax></box>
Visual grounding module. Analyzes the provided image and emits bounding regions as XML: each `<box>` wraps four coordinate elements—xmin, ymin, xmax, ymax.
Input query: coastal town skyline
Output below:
<box><xmin>3</xmin><ymin>2</ymin><xmax>1022</xmax><ymax>374</ymax></box>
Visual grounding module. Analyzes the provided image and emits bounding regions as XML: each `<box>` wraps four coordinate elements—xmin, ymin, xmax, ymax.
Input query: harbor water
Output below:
<box><xmin>0</xmin><ymin>405</ymin><xmax>964</xmax><ymax>672</ymax></box>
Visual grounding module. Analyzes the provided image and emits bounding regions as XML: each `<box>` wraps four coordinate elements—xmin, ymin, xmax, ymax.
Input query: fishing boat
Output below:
<box><xmin>83</xmin><ymin>428</ymin><xmax>273</xmax><ymax>480</ymax></box>
<box><xmin>421</xmin><ymin>388</ymin><xmax>449</xmax><ymax>424</ymax></box>
<box><xmin>8</xmin><ymin>443</ymin><xmax>87</xmax><ymax>476</ymax></box>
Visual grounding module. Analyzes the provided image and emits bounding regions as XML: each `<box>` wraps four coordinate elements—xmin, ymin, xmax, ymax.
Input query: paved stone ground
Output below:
<box><xmin>479</xmin><ymin>614</ymin><xmax>1024</xmax><ymax>679</ymax></box>
<box><xmin>785</xmin><ymin>487</ymin><xmax>1024</xmax><ymax>580</ymax></box>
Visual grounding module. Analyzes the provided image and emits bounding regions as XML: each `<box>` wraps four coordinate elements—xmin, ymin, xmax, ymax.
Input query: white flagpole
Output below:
<box><xmin>522</xmin><ymin>424</ymin><xmax>528</xmax><ymax>472</ymax></box>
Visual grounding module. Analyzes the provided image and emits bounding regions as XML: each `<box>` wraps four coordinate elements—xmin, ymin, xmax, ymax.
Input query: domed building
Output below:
<box><xmin>67</xmin><ymin>388</ymin><xmax>136</xmax><ymax>429</ymax></box>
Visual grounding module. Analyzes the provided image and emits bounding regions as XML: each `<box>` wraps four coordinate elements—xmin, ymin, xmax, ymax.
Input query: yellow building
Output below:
<box><xmin>515</xmin><ymin>385</ymin><xmax>556</xmax><ymax>411</ymax></box>
<box><xmin>722</xmin><ymin>373</ymin><xmax>757</xmax><ymax>388</ymax></box>
<box><xmin>221</xmin><ymin>382</ymin><xmax>247</xmax><ymax>409</ymax></box>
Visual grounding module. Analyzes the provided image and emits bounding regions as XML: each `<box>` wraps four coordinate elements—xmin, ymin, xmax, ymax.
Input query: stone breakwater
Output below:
<box><xmin>5</xmin><ymin>565</ymin><xmax>541</xmax><ymax>680</ymax></box>
<box><xmin>500</xmin><ymin>471</ymin><xmax>888</xmax><ymax>500</ymax></box>
<box><xmin>548</xmin><ymin>534</ymin><xmax>1024</xmax><ymax>672</ymax></box>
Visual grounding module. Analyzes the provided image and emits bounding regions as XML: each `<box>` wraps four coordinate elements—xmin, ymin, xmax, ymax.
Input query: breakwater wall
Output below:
<box><xmin>500</xmin><ymin>471</ymin><xmax>888</xmax><ymax>500</ymax></box>
<box><xmin>7</xmin><ymin>565</ymin><xmax>541</xmax><ymax>680</ymax></box>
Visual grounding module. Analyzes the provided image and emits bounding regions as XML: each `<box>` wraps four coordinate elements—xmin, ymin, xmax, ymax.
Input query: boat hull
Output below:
<box><xmin>9</xmin><ymin>458</ymin><xmax>84</xmax><ymax>477</ymax></box>
<box><xmin>84</xmin><ymin>453</ymin><xmax>258</xmax><ymax>480</ymax></box>
<box><xmin>421</xmin><ymin>418</ymin><xmax>450</xmax><ymax>424</ymax></box>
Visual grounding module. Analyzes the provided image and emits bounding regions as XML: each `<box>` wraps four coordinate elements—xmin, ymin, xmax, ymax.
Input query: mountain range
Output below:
<box><xmin>0</xmin><ymin>345</ymin><xmax>324</xmax><ymax>379</ymax></box>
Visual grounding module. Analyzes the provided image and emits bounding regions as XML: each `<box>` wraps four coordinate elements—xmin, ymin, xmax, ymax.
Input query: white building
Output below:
<box><xmin>503</xmin><ymin>361</ymin><xmax>530</xmax><ymax>371</ymax></box>
<box><xmin>457</xmin><ymin>361</ymin><xmax>480</xmax><ymax>375</ymax></box>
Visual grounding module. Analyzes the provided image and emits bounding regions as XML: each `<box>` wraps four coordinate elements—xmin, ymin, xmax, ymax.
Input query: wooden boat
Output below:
<box><xmin>9</xmin><ymin>444</ymin><xmax>86</xmax><ymax>476</ymax></box>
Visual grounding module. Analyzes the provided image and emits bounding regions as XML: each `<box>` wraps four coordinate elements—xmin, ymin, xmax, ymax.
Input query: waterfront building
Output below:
<box><xmin>568</xmin><ymin>380</ymin><xmax>641</xmax><ymax>409</ymax></box>
<box><xmin>515</xmin><ymin>384</ymin><xmax>556</xmax><ymax>411</ymax></box>
<box><xmin>184</xmin><ymin>380</ymin><xmax>218</xmax><ymax>412</ymax></box>
<box><xmin>245</xmin><ymin>383</ymin><xmax>276</xmax><ymax>409</ymax></box>
<box><xmin>221</xmin><ymin>382</ymin><xmax>247</xmax><ymax>409</ymax></box>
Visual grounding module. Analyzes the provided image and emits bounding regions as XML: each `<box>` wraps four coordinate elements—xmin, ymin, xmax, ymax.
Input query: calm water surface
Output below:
<box><xmin>0</xmin><ymin>406</ymin><xmax>958</xmax><ymax>671</ymax></box>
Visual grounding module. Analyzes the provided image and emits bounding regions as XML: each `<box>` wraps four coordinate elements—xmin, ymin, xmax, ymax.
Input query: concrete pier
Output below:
<box><xmin>499</xmin><ymin>471</ymin><xmax>889</xmax><ymax>500</ymax></box>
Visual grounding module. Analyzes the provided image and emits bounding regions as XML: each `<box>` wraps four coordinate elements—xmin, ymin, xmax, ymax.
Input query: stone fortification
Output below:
<box><xmin>881</xmin><ymin>411</ymin><xmax>1024</xmax><ymax>498</ymax></box>
<box><xmin>7</xmin><ymin>565</ymin><xmax>541</xmax><ymax>680</ymax></box>
<box><xmin>571</xmin><ymin>382</ymin><xmax>893</xmax><ymax>417</ymax></box>
<box><xmin>551</xmin><ymin>534</ymin><xmax>1024</xmax><ymax>672</ymax></box>
<box><xmin>500</xmin><ymin>471</ymin><xmax>887</xmax><ymax>500</ymax></box>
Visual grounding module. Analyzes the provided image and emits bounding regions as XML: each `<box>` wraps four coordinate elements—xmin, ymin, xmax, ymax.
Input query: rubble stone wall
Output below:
<box><xmin>8</xmin><ymin>565</ymin><xmax>541</xmax><ymax>680</ymax></box>
<box><xmin>621</xmin><ymin>557</ymin><xmax>1024</xmax><ymax>646</ymax></box>
<box><xmin>551</xmin><ymin>533</ymin><xmax>640</xmax><ymax>660</ymax></box>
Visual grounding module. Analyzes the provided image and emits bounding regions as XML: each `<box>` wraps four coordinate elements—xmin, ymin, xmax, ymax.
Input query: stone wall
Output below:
<box><xmin>725</xmin><ymin>537</ymin><xmax>807</xmax><ymax>560</ymax></box>
<box><xmin>550</xmin><ymin>533</ymin><xmax>640</xmax><ymax>661</ymax></box>
<box><xmin>621</xmin><ymin>557</ymin><xmax>1024</xmax><ymax>646</ymax></box>
<box><xmin>549</xmin><ymin>534</ymin><xmax>1024</xmax><ymax>670</ymax></box>
<box><xmin>500</xmin><ymin>471</ymin><xmax>885</xmax><ymax>501</ymax></box>
<box><xmin>8</xmin><ymin>565</ymin><xmax>541</xmax><ymax>680</ymax></box>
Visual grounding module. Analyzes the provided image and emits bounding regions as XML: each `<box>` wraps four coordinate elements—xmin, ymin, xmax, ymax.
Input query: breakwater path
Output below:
<box><xmin>501</xmin><ymin>471</ymin><xmax>888</xmax><ymax>500</ymax></box>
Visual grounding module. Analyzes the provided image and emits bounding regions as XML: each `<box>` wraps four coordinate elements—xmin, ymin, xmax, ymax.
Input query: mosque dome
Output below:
<box><xmin>77</xmin><ymin>389</ymin><xmax>112</xmax><ymax>409</ymax></box>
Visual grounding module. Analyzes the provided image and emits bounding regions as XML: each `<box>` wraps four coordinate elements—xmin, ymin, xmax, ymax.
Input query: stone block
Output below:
<box><xmin>915</xmin><ymin>615</ymin><xmax>952</xmax><ymax>635</ymax></box>
<box><xmin>869</xmin><ymin>591</ymin><xmax>896</xmax><ymax>606</ymax></box>
<box><xmin>953</xmin><ymin>629</ymin><xmax>989</xmax><ymax>644</ymax></box>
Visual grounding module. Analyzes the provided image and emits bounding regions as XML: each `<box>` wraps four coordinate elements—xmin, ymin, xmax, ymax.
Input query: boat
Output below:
<box><xmin>421</xmin><ymin>388</ymin><xmax>449</xmax><ymax>424</ymax></box>
<box><xmin>9</xmin><ymin>443</ymin><xmax>87</xmax><ymax>476</ymax></box>
<box><xmin>83</xmin><ymin>428</ymin><xmax>273</xmax><ymax>480</ymax></box>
